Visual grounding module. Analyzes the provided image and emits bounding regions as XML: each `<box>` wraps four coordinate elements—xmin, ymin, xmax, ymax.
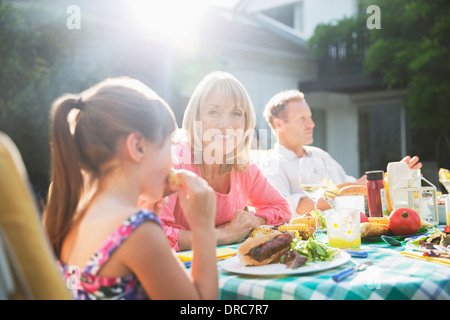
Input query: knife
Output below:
<box><xmin>331</xmin><ymin>261</ymin><xmax>373</xmax><ymax>282</ymax></box>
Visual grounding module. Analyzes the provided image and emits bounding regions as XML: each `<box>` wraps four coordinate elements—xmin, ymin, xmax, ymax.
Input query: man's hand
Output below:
<box><xmin>296</xmin><ymin>197</ymin><xmax>330</xmax><ymax>216</ymax></box>
<box><xmin>401</xmin><ymin>155</ymin><xmax>422</xmax><ymax>170</ymax></box>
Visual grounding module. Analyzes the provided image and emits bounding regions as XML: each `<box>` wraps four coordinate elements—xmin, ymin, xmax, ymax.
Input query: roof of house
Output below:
<box><xmin>201</xmin><ymin>7</ymin><xmax>309</xmax><ymax>57</ymax></box>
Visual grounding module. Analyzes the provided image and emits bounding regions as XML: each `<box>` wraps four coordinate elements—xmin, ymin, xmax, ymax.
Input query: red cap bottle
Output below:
<box><xmin>366</xmin><ymin>170</ymin><xmax>389</xmax><ymax>217</ymax></box>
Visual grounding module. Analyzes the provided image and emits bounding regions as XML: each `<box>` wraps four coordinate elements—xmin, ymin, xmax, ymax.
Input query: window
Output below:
<box><xmin>262</xmin><ymin>2</ymin><xmax>298</xmax><ymax>28</ymax></box>
<box><xmin>358</xmin><ymin>103</ymin><xmax>403</xmax><ymax>175</ymax></box>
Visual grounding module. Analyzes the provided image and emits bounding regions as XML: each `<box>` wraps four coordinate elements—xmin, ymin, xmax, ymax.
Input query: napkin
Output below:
<box><xmin>400</xmin><ymin>251</ymin><xmax>450</xmax><ymax>267</ymax></box>
<box><xmin>177</xmin><ymin>247</ymin><xmax>237</xmax><ymax>262</ymax></box>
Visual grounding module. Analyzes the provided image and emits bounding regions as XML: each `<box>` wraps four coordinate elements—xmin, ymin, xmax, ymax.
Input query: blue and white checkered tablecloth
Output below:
<box><xmin>217</xmin><ymin>231</ymin><xmax>450</xmax><ymax>300</ymax></box>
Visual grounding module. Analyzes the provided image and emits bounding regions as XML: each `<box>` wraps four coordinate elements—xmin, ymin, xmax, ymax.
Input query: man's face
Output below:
<box><xmin>277</xmin><ymin>99</ymin><xmax>315</xmax><ymax>147</ymax></box>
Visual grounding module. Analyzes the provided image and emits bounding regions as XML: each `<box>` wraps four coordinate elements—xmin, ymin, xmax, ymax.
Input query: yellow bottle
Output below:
<box><xmin>384</xmin><ymin>173</ymin><xmax>393</xmax><ymax>213</ymax></box>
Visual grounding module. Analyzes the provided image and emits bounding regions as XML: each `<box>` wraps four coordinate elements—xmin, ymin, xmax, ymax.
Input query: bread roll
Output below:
<box><xmin>360</xmin><ymin>222</ymin><xmax>389</xmax><ymax>237</ymax></box>
<box><xmin>336</xmin><ymin>182</ymin><xmax>364</xmax><ymax>190</ymax></box>
<box><xmin>368</xmin><ymin>217</ymin><xmax>389</xmax><ymax>225</ymax></box>
<box><xmin>238</xmin><ymin>232</ymin><xmax>292</xmax><ymax>266</ymax></box>
<box><xmin>339</xmin><ymin>184</ymin><xmax>368</xmax><ymax>196</ymax></box>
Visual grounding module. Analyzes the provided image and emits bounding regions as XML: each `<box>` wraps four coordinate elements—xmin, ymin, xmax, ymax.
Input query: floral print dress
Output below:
<box><xmin>58</xmin><ymin>209</ymin><xmax>161</xmax><ymax>300</ymax></box>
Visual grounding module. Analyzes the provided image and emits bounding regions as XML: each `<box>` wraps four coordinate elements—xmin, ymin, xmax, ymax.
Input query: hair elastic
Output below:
<box><xmin>75</xmin><ymin>98</ymin><xmax>86</xmax><ymax>111</ymax></box>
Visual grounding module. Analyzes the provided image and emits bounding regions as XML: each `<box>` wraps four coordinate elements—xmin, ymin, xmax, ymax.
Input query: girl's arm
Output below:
<box><xmin>122</xmin><ymin>171</ymin><xmax>218</xmax><ymax>299</ymax></box>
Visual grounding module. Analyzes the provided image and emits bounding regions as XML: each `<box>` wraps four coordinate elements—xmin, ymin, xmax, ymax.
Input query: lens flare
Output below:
<box><xmin>130</xmin><ymin>0</ymin><xmax>209</xmax><ymax>47</ymax></box>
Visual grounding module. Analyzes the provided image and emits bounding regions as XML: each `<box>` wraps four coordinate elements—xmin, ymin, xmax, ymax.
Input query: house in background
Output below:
<box><xmin>201</xmin><ymin>0</ymin><xmax>359</xmax><ymax>158</ymax></box>
<box><xmin>9</xmin><ymin>0</ymin><xmax>438</xmax><ymax>185</ymax></box>
<box><xmin>208</xmin><ymin>0</ymin><xmax>381</xmax><ymax>179</ymax></box>
<box><xmin>214</xmin><ymin>0</ymin><xmax>438</xmax><ymax>185</ymax></box>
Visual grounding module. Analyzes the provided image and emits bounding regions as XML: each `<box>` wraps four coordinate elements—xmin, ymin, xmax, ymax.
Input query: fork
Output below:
<box><xmin>331</xmin><ymin>261</ymin><xmax>373</xmax><ymax>282</ymax></box>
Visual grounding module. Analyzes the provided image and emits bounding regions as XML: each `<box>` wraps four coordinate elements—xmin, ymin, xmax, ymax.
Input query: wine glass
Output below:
<box><xmin>298</xmin><ymin>157</ymin><xmax>329</xmax><ymax>234</ymax></box>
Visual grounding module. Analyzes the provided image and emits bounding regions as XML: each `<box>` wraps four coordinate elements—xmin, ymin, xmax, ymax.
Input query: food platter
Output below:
<box><xmin>219</xmin><ymin>251</ymin><xmax>351</xmax><ymax>276</ymax></box>
<box><xmin>405</xmin><ymin>233</ymin><xmax>450</xmax><ymax>253</ymax></box>
<box><xmin>361</xmin><ymin>230</ymin><xmax>428</xmax><ymax>243</ymax></box>
<box><xmin>405</xmin><ymin>236</ymin><xmax>433</xmax><ymax>252</ymax></box>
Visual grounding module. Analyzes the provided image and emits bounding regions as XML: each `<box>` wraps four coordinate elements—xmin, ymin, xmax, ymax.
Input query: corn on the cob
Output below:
<box><xmin>420</xmin><ymin>220</ymin><xmax>432</xmax><ymax>229</ymax></box>
<box><xmin>439</xmin><ymin>168</ymin><xmax>450</xmax><ymax>180</ymax></box>
<box><xmin>278</xmin><ymin>223</ymin><xmax>307</xmax><ymax>232</ymax></box>
<box><xmin>251</xmin><ymin>226</ymin><xmax>274</xmax><ymax>238</ymax></box>
<box><xmin>439</xmin><ymin>168</ymin><xmax>450</xmax><ymax>193</ymax></box>
<box><xmin>285</xmin><ymin>230</ymin><xmax>300</xmax><ymax>238</ymax></box>
<box><xmin>290</xmin><ymin>216</ymin><xmax>317</xmax><ymax>230</ymax></box>
<box><xmin>278</xmin><ymin>223</ymin><xmax>314</xmax><ymax>240</ymax></box>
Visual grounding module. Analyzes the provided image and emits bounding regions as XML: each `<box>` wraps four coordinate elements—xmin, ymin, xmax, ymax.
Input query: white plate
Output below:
<box><xmin>220</xmin><ymin>251</ymin><xmax>351</xmax><ymax>276</ymax></box>
<box><xmin>405</xmin><ymin>236</ymin><xmax>435</xmax><ymax>252</ymax></box>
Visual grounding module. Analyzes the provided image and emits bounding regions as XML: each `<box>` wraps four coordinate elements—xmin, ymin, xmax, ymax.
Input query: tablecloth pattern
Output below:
<box><xmin>217</xmin><ymin>231</ymin><xmax>450</xmax><ymax>300</ymax></box>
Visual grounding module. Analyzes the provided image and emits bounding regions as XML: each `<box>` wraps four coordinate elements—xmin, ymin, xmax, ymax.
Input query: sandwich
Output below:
<box><xmin>238</xmin><ymin>231</ymin><xmax>293</xmax><ymax>266</ymax></box>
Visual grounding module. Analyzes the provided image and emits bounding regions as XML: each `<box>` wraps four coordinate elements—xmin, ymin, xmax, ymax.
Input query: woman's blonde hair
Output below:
<box><xmin>182</xmin><ymin>71</ymin><xmax>256</xmax><ymax>171</ymax></box>
<box><xmin>44</xmin><ymin>77</ymin><xmax>176</xmax><ymax>257</ymax></box>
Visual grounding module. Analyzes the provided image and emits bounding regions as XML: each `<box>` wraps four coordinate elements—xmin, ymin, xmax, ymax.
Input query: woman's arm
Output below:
<box><xmin>247</xmin><ymin>164</ymin><xmax>292</xmax><ymax>225</ymax></box>
<box><xmin>177</xmin><ymin>209</ymin><xmax>264</xmax><ymax>250</ymax></box>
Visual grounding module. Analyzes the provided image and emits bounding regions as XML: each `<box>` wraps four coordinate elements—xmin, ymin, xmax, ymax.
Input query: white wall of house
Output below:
<box><xmin>215</xmin><ymin>44</ymin><xmax>317</xmax><ymax>146</ymax></box>
<box><xmin>306</xmin><ymin>92</ymin><xmax>360</xmax><ymax>178</ymax></box>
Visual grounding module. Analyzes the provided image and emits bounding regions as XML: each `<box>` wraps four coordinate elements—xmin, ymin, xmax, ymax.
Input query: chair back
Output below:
<box><xmin>0</xmin><ymin>132</ymin><xmax>71</xmax><ymax>299</ymax></box>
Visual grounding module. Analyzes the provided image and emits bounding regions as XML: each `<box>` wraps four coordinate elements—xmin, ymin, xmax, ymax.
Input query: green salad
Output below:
<box><xmin>309</xmin><ymin>209</ymin><xmax>327</xmax><ymax>229</ymax></box>
<box><xmin>290</xmin><ymin>237</ymin><xmax>336</xmax><ymax>262</ymax></box>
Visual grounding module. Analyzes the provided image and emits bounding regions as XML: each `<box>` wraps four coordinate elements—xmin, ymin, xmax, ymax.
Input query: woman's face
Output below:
<box><xmin>198</xmin><ymin>89</ymin><xmax>246</xmax><ymax>161</ymax></box>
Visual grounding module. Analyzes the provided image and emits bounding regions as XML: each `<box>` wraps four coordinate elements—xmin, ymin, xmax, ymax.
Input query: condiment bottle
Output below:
<box><xmin>366</xmin><ymin>170</ymin><xmax>389</xmax><ymax>217</ymax></box>
<box><xmin>384</xmin><ymin>173</ymin><xmax>392</xmax><ymax>213</ymax></box>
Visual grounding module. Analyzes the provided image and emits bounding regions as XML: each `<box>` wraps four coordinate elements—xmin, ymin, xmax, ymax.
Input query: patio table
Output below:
<box><xmin>213</xmin><ymin>227</ymin><xmax>450</xmax><ymax>300</ymax></box>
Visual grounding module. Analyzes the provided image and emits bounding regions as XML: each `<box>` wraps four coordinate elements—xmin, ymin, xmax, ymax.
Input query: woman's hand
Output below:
<box><xmin>216</xmin><ymin>209</ymin><xmax>264</xmax><ymax>245</ymax></box>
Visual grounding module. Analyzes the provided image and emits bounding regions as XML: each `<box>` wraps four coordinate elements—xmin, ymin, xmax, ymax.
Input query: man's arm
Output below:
<box><xmin>296</xmin><ymin>196</ymin><xmax>330</xmax><ymax>215</ymax></box>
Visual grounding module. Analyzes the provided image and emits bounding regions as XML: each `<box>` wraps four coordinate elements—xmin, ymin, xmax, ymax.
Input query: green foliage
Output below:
<box><xmin>308</xmin><ymin>0</ymin><xmax>450</xmax><ymax>163</ymax></box>
<box><xmin>0</xmin><ymin>1</ymin><xmax>119</xmax><ymax>197</ymax></box>
<box><xmin>308</xmin><ymin>1</ymin><xmax>372</xmax><ymax>76</ymax></box>
<box><xmin>364</xmin><ymin>0</ymin><xmax>450</xmax><ymax>133</ymax></box>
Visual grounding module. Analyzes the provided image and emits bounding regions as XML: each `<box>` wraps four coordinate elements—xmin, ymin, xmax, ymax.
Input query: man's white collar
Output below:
<box><xmin>275</xmin><ymin>143</ymin><xmax>310</xmax><ymax>160</ymax></box>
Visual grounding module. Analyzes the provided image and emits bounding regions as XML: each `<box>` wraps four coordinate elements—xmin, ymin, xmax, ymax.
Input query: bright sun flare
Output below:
<box><xmin>130</xmin><ymin>0</ymin><xmax>209</xmax><ymax>46</ymax></box>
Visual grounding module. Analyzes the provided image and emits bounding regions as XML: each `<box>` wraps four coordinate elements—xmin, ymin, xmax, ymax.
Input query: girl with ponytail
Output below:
<box><xmin>44</xmin><ymin>77</ymin><xmax>218</xmax><ymax>300</ymax></box>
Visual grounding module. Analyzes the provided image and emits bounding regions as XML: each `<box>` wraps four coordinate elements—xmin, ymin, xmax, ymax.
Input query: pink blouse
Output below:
<box><xmin>160</xmin><ymin>143</ymin><xmax>292</xmax><ymax>251</ymax></box>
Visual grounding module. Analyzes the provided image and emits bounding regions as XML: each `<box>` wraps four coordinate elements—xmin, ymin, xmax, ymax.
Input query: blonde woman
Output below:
<box><xmin>156</xmin><ymin>71</ymin><xmax>291</xmax><ymax>251</ymax></box>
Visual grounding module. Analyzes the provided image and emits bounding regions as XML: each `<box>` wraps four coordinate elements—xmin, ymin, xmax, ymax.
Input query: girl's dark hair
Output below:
<box><xmin>44</xmin><ymin>77</ymin><xmax>176</xmax><ymax>257</ymax></box>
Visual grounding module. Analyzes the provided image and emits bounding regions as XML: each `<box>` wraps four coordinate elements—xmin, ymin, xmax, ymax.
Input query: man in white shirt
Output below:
<box><xmin>260</xmin><ymin>89</ymin><xmax>422</xmax><ymax>217</ymax></box>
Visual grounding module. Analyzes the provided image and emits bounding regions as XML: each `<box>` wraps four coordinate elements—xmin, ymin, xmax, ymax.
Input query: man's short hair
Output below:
<box><xmin>263</xmin><ymin>89</ymin><xmax>305</xmax><ymax>131</ymax></box>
